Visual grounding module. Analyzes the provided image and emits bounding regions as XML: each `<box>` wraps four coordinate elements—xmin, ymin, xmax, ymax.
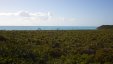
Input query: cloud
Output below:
<box><xmin>0</xmin><ymin>11</ymin><xmax>50</xmax><ymax>17</ymax></box>
<box><xmin>0</xmin><ymin>11</ymin><xmax>77</xmax><ymax>26</ymax></box>
<box><xmin>18</xmin><ymin>11</ymin><xmax>30</xmax><ymax>17</ymax></box>
<box><xmin>0</xmin><ymin>13</ymin><xmax>15</xmax><ymax>16</ymax></box>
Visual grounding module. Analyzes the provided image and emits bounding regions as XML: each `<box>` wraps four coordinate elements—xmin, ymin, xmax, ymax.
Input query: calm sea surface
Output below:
<box><xmin>0</xmin><ymin>26</ymin><xmax>97</xmax><ymax>30</ymax></box>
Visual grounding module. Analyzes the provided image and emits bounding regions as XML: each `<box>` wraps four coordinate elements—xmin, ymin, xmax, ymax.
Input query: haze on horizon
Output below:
<box><xmin>0</xmin><ymin>0</ymin><xmax>113</xmax><ymax>26</ymax></box>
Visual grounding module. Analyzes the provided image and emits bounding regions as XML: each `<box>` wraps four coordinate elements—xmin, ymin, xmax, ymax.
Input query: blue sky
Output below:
<box><xmin>0</xmin><ymin>0</ymin><xmax>113</xmax><ymax>26</ymax></box>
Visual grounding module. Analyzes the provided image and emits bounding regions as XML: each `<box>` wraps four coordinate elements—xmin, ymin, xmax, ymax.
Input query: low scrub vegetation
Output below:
<box><xmin>0</xmin><ymin>30</ymin><xmax>113</xmax><ymax>64</ymax></box>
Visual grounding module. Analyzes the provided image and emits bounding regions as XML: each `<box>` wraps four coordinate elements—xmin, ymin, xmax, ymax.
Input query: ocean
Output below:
<box><xmin>0</xmin><ymin>26</ymin><xmax>97</xmax><ymax>30</ymax></box>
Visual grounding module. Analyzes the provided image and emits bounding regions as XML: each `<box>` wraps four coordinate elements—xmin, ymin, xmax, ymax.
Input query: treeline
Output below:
<box><xmin>0</xmin><ymin>30</ymin><xmax>113</xmax><ymax>64</ymax></box>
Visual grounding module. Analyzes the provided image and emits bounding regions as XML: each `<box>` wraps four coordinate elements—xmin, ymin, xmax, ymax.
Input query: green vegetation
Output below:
<box><xmin>0</xmin><ymin>30</ymin><xmax>113</xmax><ymax>64</ymax></box>
<box><xmin>97</xmin><ymin>25</ymin><xmax>113</xmax><ymax>30</ymax></box>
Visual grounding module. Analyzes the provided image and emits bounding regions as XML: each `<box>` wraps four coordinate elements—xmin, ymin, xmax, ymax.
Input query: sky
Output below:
<box><xmin>0</xmin><ymin>0</ymin><xmax>113</xmax><ymax>26</ymax></box>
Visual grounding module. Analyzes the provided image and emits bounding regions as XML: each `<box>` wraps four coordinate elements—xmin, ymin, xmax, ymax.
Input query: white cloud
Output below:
<box><xmin>0</xmin><ymin>11</ymin><xmax>76</xmax><ymax>26</ymax></box>
<box><xmin>0</xmin><ymin>11</ymin><xmax>50</xmax><ymax>17</ymax></box>
<box><xmin>18</xmin><ymin>11</ymin><xmax>30</xmax><ymax>17</ymax></box>
<box><xmin>0</xmin><ymin>13</ymin><xmax>15</xmax><ymax>16</ymax></box>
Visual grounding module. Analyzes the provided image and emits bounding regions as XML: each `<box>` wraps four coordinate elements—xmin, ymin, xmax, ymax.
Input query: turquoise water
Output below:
<box><xmin>0</xmin><ymin>26</ymin><xmax>97</xmax><ymax>30</ymax></box>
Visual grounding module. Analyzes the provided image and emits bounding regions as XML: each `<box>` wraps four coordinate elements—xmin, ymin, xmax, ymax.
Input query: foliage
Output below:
<box><xmin>0</xmin><ymin>30</ymin><xmax>113</xmax><ymax>64</ymax></box>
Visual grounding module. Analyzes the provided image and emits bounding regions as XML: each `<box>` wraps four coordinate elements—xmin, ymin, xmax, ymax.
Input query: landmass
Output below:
<box><xmin>97</xmin><ymin>25</ymin><xmax>113</xmax><ymax>30</ymax></box>
<box><xmin>0</xmin><ymin>26</ymin><xmax>113</xmax><ymax>64</ymax></box>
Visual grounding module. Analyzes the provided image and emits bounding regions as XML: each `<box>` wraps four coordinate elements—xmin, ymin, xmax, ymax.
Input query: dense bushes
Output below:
<box><xmin>0</xmin><ymin>30</ymin><xmax>113</xmax><ymax>64</ymax></box>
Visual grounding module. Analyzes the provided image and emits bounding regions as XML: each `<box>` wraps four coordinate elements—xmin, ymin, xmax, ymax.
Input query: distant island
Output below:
<box><xmin>97</xmin><ymin>25</ymin><xmax>113</xmax><ymax>30</ymax></box>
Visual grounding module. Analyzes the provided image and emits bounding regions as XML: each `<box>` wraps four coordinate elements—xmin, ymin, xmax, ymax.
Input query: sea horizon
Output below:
<box><xmin>0</xmin><ymin>26</ymin><xmax>97</xmax><ymax>30</ymax></box>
